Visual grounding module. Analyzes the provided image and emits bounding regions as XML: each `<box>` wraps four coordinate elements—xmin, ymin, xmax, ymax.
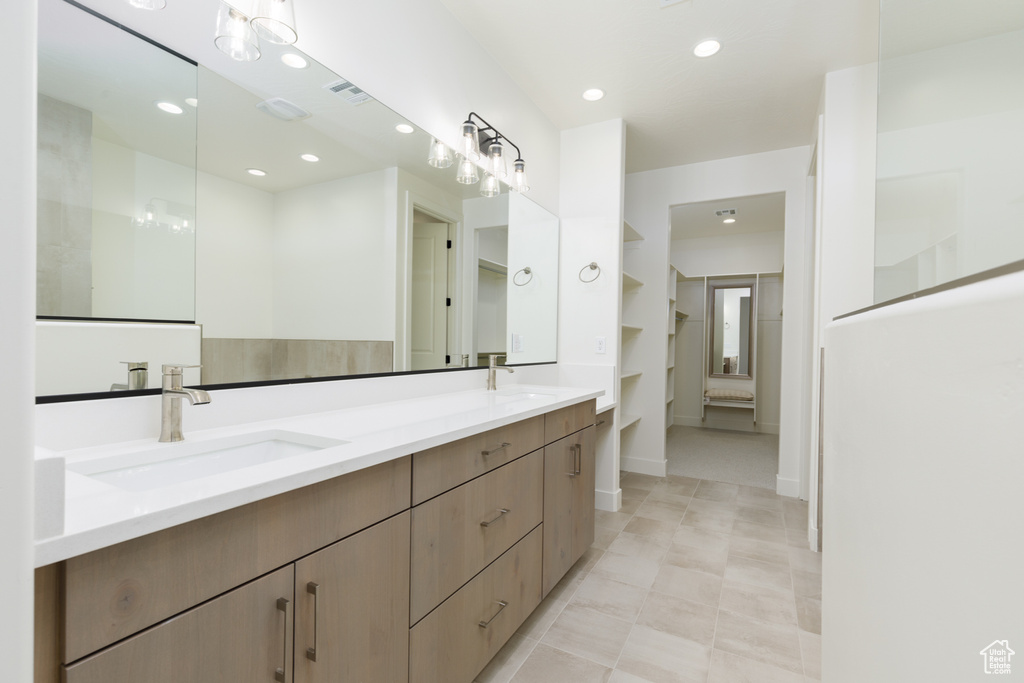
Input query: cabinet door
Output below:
<box><xmin>294</xmin><ymin>512</ymin><xmax>410</xmax><ymax>683</ymax></box>
<box><xmin>542</xmin><ymin>434</ymin><xmax>576</xmax><ymax>597</ymax></box>
<box><xmin>65</xmin><ymin>565</ymin><xmax>294</xmax><ymax>683</ymax></box>
<box><xmin>571</xmin><ymin>425</ymin><xmax>597</xmax><ymax>565</ymax></box>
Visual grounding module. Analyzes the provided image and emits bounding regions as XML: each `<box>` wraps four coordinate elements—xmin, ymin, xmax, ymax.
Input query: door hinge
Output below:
<box><xmin>445</xmin><ymin>354</ymin><xmax>451</xmax><ymax>364</ymax></box>
<box><xmin>446</xmin><ymin>297</ymin><xmax>451</xmax><ymax>306</ymax></box>
<box><xmin>446</xmin><ymin>240</ymin><xmax>452</xmax><ymax>249</ymax></box>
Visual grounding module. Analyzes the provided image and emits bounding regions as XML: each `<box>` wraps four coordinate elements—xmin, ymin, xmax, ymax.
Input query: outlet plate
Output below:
<box><xmin>595</xmin><ymin>336</ymin><xmax>607</xmax><ymax>354</ymax></box>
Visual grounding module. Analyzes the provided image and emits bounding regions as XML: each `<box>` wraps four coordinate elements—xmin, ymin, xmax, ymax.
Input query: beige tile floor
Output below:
<box><xmin>475</xmin><ymin>473</ymin><xmax>821</xmax><ymax>683</ymax></box>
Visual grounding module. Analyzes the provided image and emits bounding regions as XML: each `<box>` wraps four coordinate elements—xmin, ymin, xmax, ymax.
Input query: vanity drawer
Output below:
<box><xmin>544</xmin><ymin>399</ymin><xmax>596</xmax><ymax>444</ymax></box>
<box><xmin>410</xmin><ymin>451</ymin><xmax>543</xmax><ymax>625</ymax></box>
<box><xmin>409</xmin><ymin>526</ymin><xmax>542</xmax><ymax>683</ymax></box>
<box><xmin>412</xmin><ymin>415</ymin><xmax>543</xmax><ymax>505</ymax></box>
<box><xmin>63</xmin><ymin>456</ymin><xmax>411</xmax><ymax>663</ymax></box>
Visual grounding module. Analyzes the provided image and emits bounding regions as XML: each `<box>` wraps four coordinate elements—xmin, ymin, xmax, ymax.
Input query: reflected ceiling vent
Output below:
<box><xmin>255</xmin><ymin>97</ymin><xmax>311</xmax><ymax>122</ymax></box>
<box><xmin>715</xmin><ymin>209</ymin><xmax>737</xmax><ymax>217</ymax></box>
<box><xmin>323</xmin><ymin>78</ymin><xmax>373</xmax><ymax>106</ymax></box>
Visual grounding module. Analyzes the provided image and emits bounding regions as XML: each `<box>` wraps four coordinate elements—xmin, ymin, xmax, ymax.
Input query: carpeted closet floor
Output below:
<box><xmin>666</xmin><ymin>426</ymin><xmax>779</xmax><ymax>490</ymax></box>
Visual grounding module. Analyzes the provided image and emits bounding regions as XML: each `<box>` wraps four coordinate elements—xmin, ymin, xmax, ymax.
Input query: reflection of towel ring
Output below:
<box><xmin>724</xmin><ymin>322</ymin><xmax>731</xmax><ymax>329</ymax></box>
<box><xmin>513</xmin><ymin>267</ymin><xmax>533</xmax><ymax>286</ymax></box>
<box><xmin>579</xmin><ymin>262</ymin><xmax>600</xmax><ymax>283</ymax></box>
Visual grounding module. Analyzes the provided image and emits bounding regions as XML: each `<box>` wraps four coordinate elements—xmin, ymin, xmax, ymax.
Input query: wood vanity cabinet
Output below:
<box><xmin>542</xmin><ymin>424</ymin><xmax>596</xmax><ymax>596</ymax></box>
<box><xmin>36</xmin><ymin>398</ymin><xmax>599</xmax><ymax>683</ymax></box>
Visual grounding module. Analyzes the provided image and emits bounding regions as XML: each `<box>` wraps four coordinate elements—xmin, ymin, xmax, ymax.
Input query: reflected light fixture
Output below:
<box><xmin>300</xmin><ymin>153</ymin><xmax>319</xmax><ymax>162</ymax></box>
<box><xmin>437</xmin><ymin>112</ymin><xmax>529</xmax><ymax>197</ymax></box>
<box><xmin>127</xmin><ymin>0</ymin><xmax>166</xmax><ymax>9</ymax></box>
<box><xmin>185</xmin><ymin>97</ymin><xmax>198</xmax><ymax>107</ymax></box>
<box><xmin>693</xmin><ymin>39</ymin><xmax>721</xmax><ymax>57</ymax></box>
<box><xmin>395</xmin><ymin>123</ymin><xmax>415</xmax><ymax>134</ymax></box>
<box><xmin>247</xmin><ymin>168</ymin><xmax>267</xmax><ymax>176</ymax></box>
<box><xmin>723</xmin><ymin>217</ymin><xmax>736</xmax><ymax>224</ymax></box>
<box><xmin>582</xmin><ymin>88</ymin><xmax>605</xmax><ymax>101</ymax></box>
<box><xmin>281</xmin><ymin>53</ymin><xmax>308</xmax><ymax>69</ymax></box>
<box><xmin>156</xmin><ymin>101</ymin><xmax>183</xmax><ymax>114</ymax></box>
<box><xmin>215</xmin><ymin>2</ymin><xmax>261</xmax><ymax>62</ymax></box>
<box><xmin>428</xmin><ymin>138</ymin><xmax>453</xmax><ymax>169</ymax></box>
<box><xmin>250</xmin><ymin>0</ymin><xmax>299</xmax><ymax>45</ymax></box>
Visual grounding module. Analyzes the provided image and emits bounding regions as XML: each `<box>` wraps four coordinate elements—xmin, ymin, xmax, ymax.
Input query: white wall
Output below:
<box><xmin>807</xmin><ymin>63</ymin><xmax>878</xmax><ymax>540</ymax></box>
<box><xmin>671</xmin><ymin>232</ymin><xmax>785</xmax><ymax>278</ymax></box>
<box><xmin>822</xmin><ymin>270</ymin><xmax>1024</xmax><ymax>682</ymax></box>
<box><xmin>1</xmin><ymin>0</ymin><xmax>36</xmax><ymax>677</ymax></box>
<box><xmin>626</xmin><ymin>146</ymin><xmax>811</xmax><ymax>497</ymax></box>
<box><xmin>195</xmin><ymin>171</ymin><xmax>275</xmax><ymax>339</ymax></box>
<box><xmin>559</xmin><ymin>119</ymin><xmax>626</xmax><ymax>510</ymax></box>
<box><xmin>273</xmin><ymin>169</ymin><xmax>395</xmax><ymax>341</ymax></box>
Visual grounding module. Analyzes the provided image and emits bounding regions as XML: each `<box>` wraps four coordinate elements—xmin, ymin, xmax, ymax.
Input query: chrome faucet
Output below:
<box><xmin>160</xmin><ymin>364</ymin><xmax>211</xmax><ymax>442</ymax></box>
<box><xmin>111</xmin><ymin>361</ymin><xmax>149</xmax><ymax>391</ymax></box>
<box><xmin>487</xmin><ymin>354</ymin><xmax>514</xmax><ymax>391</ymax></box>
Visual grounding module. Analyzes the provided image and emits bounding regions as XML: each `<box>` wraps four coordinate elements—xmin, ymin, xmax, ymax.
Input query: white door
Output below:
<box><xmin>411</xmin><ymin>222</ymin><xmax>448</xmax><ymax>370</ymax></box>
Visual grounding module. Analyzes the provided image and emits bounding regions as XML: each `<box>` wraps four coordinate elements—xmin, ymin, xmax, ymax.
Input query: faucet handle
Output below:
<box><xmin>121</xmin><ymin>361</ymin><xmax>148</xmax><ymax>370</ymax></box>
<box><xmin>162</xmin><ymin>364</ymin><xmax>202</xmax><ymax>375</ymax></box>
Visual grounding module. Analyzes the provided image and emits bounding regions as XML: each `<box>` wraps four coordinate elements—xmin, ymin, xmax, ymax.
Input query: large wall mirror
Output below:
<box><xmin>36</xmin><ymin>0</ymin><xmax>559</xmax><ymax>398</ymax></box>
<box><xmin>708</xmin><ymin>285</ymin><xmax>754</xmax><ymax>379</ymax></box>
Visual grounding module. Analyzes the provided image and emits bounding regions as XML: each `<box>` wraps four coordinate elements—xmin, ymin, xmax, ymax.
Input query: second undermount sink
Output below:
<box><xmin>66</xmin><ymin>430</ymin><xmax>348</xmax><ymax>492</ymax></box>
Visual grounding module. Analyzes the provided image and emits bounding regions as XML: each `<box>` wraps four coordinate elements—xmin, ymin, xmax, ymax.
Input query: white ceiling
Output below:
<box><xmin>671</xmin><ymin>192</ymin><xmax>785</xmax><ymax>241</ymax></box>
<box><xmin>436</xmin><ymin>0</ymin><xmax>879</xmax><ymax>173</ymax></box>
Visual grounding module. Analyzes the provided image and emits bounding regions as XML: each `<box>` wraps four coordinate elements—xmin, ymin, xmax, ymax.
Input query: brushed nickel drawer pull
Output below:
<box><xmin>275</xmin><ymin>597</ymin><xmax>291</xmax><ymax>683</ymax></box>
<box><xmin>480</xmin><ymin>508</ymin><xmax>510</xmax><ymax>527</ymax></box>
<box><xmin>574</xmin><ymin>443</ymin><xmax>582</xmax><ymax>476</ymax></box>
<box><xmin>478</xmin><ymin>600</ymin><xmax>509</xmax><ymax>628</ymax></box>
<box><xmin>481</xmin><ymin>442</ymin><xmax>511</xmax><ymax>456</ymax></box>
<box><xmin>306</xmin><ymin>582</ymin><xmax>320</xmax><ymax>662</ymax></box>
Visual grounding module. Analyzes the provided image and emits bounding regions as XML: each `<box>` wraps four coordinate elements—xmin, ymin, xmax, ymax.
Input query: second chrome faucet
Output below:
<box><xmin>160</xmin><ymin>364</ymin><xmax>211</xmax><ymax>442</ymax></box>
<box><xmin>487</xmin><ymin>354</ymin><xmax>514</xmax><ymax>391</ymax></box>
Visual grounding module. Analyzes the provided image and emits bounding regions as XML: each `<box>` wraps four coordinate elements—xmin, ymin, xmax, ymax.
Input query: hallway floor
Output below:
<box><xmin>667</xmin><ymin>426</ymin><xmax>779</xmax><ymax>490</ymax></box>
<box><xmin>475</xmin><ymin>473</ymin><xmax>820</xmax><ymax>683</ymax></box>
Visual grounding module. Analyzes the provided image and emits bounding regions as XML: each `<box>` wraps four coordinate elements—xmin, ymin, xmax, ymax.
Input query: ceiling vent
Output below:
<box><xmin>715</xmin><ymin>208</ymin><xmax>737</xmax><ymax>217</ymax></box>
<box><xmin>255</xmin><ymin>97</ymin><xmax>311</xmax><ymax>122</ymax></box>
<box><xmin>323</xmin><ymin>79</ymin><xmax>373</xmax><ymax>106</ymax></box>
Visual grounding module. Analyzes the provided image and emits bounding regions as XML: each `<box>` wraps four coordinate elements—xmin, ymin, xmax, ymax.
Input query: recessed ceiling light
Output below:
<box><xmin>246</xmin><ymin>168</ymin><xmax>267</xmax><ymax>176</ymax></box>
<box><xmin>722</xmin><ymin>218</ymin><xmax>736</xmax><ymax>224</ymax></box>
<box><xmin>582</xmin><ymin>88</ymin><xmax>605</xmax><ymax>102</ymax></box>
<box><xmin>300</xmin><ymin>153</ymin><xmax>319</xmax><ymax>162</ymax></box>
<box><xmin>395</xmin><ymin>123</ymin><xmax>415</xmax><ymax>134</ymax></box>
<box><xmin>156</xmin><ymin>101</ymin><xmax>183</xmax><ymax>114</ymax></box>
<box><xmin>694</xmin><ymin>40</ymin><xmax>721</xmax><ymax>58</ymax></box>
<box><xmin>184</xmin><ymin>97</ymin><xmax>198</xmax><ymax>107</ymax></box>
<box><xmin>281</xmin><ymin>53</ymin><xmax>308</xmax><ymax>69</ymax></box>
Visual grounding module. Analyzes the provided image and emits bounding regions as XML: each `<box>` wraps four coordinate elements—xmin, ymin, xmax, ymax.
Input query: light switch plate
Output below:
<box><xmin>512</xmin><ymin>333</ymin><xmax>524</xmax><ymax>353</ymax></box>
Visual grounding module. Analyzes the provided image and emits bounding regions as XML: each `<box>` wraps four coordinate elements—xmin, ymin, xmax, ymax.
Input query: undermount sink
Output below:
<box><xmin>66</xmin><ymin>430</ymin><xmax>348</xmax><ymax>492</ymax></box>
<box><xmin>492</xmin><ymin>388</ymin><xmax>556</xmax><ymax>404</ymax></box>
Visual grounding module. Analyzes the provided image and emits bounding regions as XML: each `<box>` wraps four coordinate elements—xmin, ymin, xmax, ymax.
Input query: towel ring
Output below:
<box><xmin>579</xmin><ymin>262</ymin><xmax>600</xmax><ymax>283</ymax></box>
<box><xmin>513</xmin><ymin>267</ymin><xmax>533</xmax><ymax>286</ymax></box>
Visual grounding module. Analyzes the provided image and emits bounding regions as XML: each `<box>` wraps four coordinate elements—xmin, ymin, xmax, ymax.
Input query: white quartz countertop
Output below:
<box><xmin>35</xmin><ymin>384</ymin><xmax>602</xmax><ymax>567</ymax></box>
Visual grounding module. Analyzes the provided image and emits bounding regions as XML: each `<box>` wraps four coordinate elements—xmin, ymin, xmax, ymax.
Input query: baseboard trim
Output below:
<box><xmin>776</xmin><ymin>475</ymin><xmax>800</xmax><ymax>498</ymax></box>
<box><xmin>621</xmin><ymin>457</ymin><xmax>667</xmax><ymax>478</ymax></box>
<box><xmin>595</xmin><ymin>488</ymin><xmax>621</xmax><ymax>513</ymax></box>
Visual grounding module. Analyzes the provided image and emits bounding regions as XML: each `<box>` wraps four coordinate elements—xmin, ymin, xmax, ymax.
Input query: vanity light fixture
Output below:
<box><xmin>280</xmin><ymin>53</ymin><xmax>308</xmax><ymax>69</ymax></box>
<box><xmin>156</xmin><ymin>101</ymin><xmax>183</xmax><ymax>114</ymax></box>
<box><xmin>440</xmin><ymin>112</ymin><xmax>530</xmax><ymax>197</ymax></box>
<box><xmin>427</xmin><ymin>138</ymin><xmax>454</xmax><ymax>169</ymax></box>
<box><xmin>582</xmin><ymin>88</ymin><xmax>605</xmax><ymax>101</ymax></box>
<box><xmin>215</xmin><ymin>2</ymin><xmax>261</xmax><ymax>62</ymax></box>
<box><xmin>693</xmin><ymin>39</ymin><xmax>721</xmax><ymax>57</ymax></box>
<box><xmin>251</xmin><ymin>0</ymin><xmax>299</xmax><ymax>45</ymax></box>
<box><xmin>395</xmin><ymin>123</ymin><xmax>415</xmax><ymax>134</ymax></box>
<box><xmin>247</xmin><ymin>168</ymin><xmax>267</xmax><ymax>176</ymax></box>
<box><xmin>300</xmin><ymin>153</ymin><xmax>319</xmax><ymax>162</ymax></box>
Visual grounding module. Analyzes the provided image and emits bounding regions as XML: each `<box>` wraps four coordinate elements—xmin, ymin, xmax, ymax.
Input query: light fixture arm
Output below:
<box><xmin>466</xmin><ymin>112</ymin><xmax>523</xmax><ymax>162</ymax></box>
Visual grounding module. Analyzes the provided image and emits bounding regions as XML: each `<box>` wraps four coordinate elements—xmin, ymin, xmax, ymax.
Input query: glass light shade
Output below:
<box><xmin>486</xmin><ymin>140</ymin><xmax>508</xmax><ymax>179</ymax></box>
<box><xmin>456</xmin><ymin>157</ymin><xmax>479</xmax><ymax>185</ymax></box>
<box><xmin>127</xmin><ymin>0</ymin><xmax>167</xmax><ymax>9</ymax></box>
<box><xmin>250</xmin><ymin>0</ymin><xmax>298</xmax><ymax>45</ymax></box>
<box><xmin>510</xmin><ymin>159</ymin><xmax>530</xmax><ymax>193</ymax></box>
<box><xmin>428</xmin><ymin>137</ymin><xmax>453</xmax><ymax>169</ymax></box>
<box><xmin>214</xmin><ymin>3</ymin><xmax>261</xmax><ymax>62</ymax></box>
<box><xmin>480</xmin><ymin>173</ymin><xmax>501</xmax><ymax>198</ymax></box>
<box><xmin>458</xmin><ymin>121</ymin><xmax>481</xmax><ymax>161</ymax></box>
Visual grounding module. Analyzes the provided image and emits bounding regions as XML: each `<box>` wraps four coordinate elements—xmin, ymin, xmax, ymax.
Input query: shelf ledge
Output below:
<box><xmin>619</xmin><ymin>413</ymin><xmax>642</xmax><ymax>430</ymax></box>
<box><xmin>620</xmin><ymin>370</ymin><xmax>642</xmax><ymax>380</ymax></box>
